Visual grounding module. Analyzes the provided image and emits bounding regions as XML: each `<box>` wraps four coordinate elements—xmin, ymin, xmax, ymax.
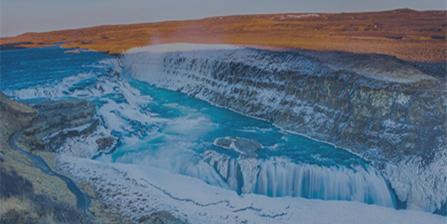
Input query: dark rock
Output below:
<box><xmin>214</xmin><ymin>137</ymin><xmax>263</xmax><ymax>156</ymax></box>
<box><xmin>411</xmin><ymin>61</ymin><xmax>447</xmax><ymax>81</ymax></box>
<box><xmin>434</xmin><ymin>202</ymin><xmax>447</xmax><ymax>216</ymax></box>
<box><xmin>113</xmin><ymin>72</ymin><xmax>121</xmax><ymax>79</ymax></box>
<box><xmin>124</xmin><ymin>47</ymin><xmax>447</xmax><ymax>212</ymax></box>
<box><xmin>96</xmin><ymin>137</ymin><xmax>116</xmax><ymax>151</ymax></box>
<box><xmin>0</xmin><ymin>90</ymin><xmax>38</xmax><ymax>138</ymax></box>
<box><xmin>24</xmin><ymin>99</ymin><xmax>99</xmax><ymax>151</ymax></box>
<box><xmin>0</xmin><ymin>42</ymin><xmax>32</xmax><ymax>51</ymax></box>
<box><xmin>126</xmin><ymin>48</ymin><xmax>446</xmax><ymax>165</ymax></box>
<box><xmin>107</xmin><ymin>68</ymin><xmax>121</xmax><ymax>79</ymax></box>
<box><xmin>139</xmin><ymin>211</ymin><xmax>186</xmax><ymax>224</ymax></box>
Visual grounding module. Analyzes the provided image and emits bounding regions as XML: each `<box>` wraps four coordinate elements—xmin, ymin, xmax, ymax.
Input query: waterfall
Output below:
<box><xmin>120</xmin><ymin>43</ymin><xmax>447</xmax><ymax>213</ymax></box>
<box><xmin>202</xmin><ymin>150</ymin><xmax>396</xmax><ymax>208</ymax></box>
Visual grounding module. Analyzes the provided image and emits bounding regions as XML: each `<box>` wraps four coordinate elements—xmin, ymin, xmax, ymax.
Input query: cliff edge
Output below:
<box><xmin>121</xmin><ymin>43</ymin><xmax>447</xmax><ymax>214</ymax></box>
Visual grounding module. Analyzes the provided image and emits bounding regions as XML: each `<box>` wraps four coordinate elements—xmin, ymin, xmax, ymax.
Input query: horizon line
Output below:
<box><xmin>2</xmin><ymin>7</ymin><xmax>445</xmax><ymax>38</ymax></box>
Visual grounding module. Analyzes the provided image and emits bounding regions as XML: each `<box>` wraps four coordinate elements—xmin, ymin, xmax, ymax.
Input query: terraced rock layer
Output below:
<box><xmin>122</xmin><ymin>44</ymin><xmax>447</xmax><ymax>213</ymax></box>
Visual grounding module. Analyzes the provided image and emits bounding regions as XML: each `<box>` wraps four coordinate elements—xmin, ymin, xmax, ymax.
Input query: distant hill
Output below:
<box><xmin>1</xmin><ymin>8</ymin><xmax>445</xmax><ymax>62</ymax></box>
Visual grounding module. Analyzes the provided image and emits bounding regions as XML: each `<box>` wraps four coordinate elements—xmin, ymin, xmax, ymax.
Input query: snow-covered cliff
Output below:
<box><xmin>121</xmin><ymin>43</ymin><xmax>447</xmax><ymax>214</ymax></box>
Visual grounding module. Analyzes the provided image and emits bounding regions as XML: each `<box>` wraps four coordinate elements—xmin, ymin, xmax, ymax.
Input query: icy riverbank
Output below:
<box><xmin>122</xmin><ymin>43</ymin><xmax>447</xmax><ymax>214</ymax></box>
<box><xmin>57</xmin><ymin>155</ymin><xmax>445</xmax><ymax>224</ymax></box>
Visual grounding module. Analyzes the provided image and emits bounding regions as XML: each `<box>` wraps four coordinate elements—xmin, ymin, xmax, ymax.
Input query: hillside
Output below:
<box><xmin>1</xmin><ymin>8</ymin><xmax>446</xmax><ymax>63</ymax></box>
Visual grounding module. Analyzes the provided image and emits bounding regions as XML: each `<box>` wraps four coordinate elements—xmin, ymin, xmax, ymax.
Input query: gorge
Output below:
<box><xmin>1</xmin><ymin>43</ymin><xmax>445</xmax><ymax>223</ymax></box>
<box><xmin>121</xmin><ymin>43</ymin><xmax>447</xmax><ymax>214</ymax></box>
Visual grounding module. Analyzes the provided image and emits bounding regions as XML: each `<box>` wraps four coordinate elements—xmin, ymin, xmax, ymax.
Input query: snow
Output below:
<box><xmin>57</xmin><ymin>126</ymin><xmax>115</xmax><ymax>158</ymax></box>
<box><xmin>395</xmin><ymin>93</ymin><xmax>411</xmax><ymax>105</ymax></box>
<box><xmin>120</xmin><ymin>43</ymin><xmax>447</xmax><ymax>214</ymax></box>
<box><xmin>57</xmin><ymin>155</ymin><xmax>445</xmax><ymax>224</ymax></box>
<box><xmin>42</xmin><ymin>122</ymin><xmax>93</xmax><ymax>141</ymax></box>
<box><xmin>127</xmin><ymin>43</ymin><xmax>242</xmax><ymax>54</ymax></box>
<box><xmin>269</xmin><ymin>14</ymin><xmax>320</xmax><ymax>20</ymax></box>
<box><xmin>212</xmin><ymin>137</ymin><xmax>264</xmax><ymax>155</ymax></box>
<box><xmin>8</xmin><ymin>45</ymin><xmax>443</xmax><ymax>223</ymax></box>
<box><xmin>384</xmin><ymin>150</ymin><xmax>447</xmax><ymax>213</ymax></box>
<box><xmin>6</xmin><ymin>64</ymin><xmax>167</xmax><ymax>145</ymax></box>
<box><xmin>287</xmin><ymin>14</ymin><xmax>320</xmax><ymax>19</ymax></box>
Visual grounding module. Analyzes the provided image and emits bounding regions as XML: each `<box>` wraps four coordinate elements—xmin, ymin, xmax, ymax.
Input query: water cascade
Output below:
<box><xmin>3</xmin><ymin>46</ymin><xmax>396</xmax><ymax>208</ymax></box>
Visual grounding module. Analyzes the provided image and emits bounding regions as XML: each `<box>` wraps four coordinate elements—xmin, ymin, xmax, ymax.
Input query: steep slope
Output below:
<box><xmin>0</xmin><ymin>91</ymin><xmax>132</xmax><ymax>223</ymax></box>
<box><xmin>121</xmin><ymin>43</ymin><xmax>447</xmax><ymax>214</ymax></box>
<box><xmin>0</xmin><ymin>91</ymin><xmax>38</xmax><ymax>137</ymax></box>
<box><xmin>0</xmin><ymin>91</ymin><xmax>91</xmax><ymax>223</ymax></box>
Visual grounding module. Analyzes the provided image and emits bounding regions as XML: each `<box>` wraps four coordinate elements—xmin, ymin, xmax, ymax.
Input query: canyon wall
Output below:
<box><xmin>121</xmin><ymin>44</ymin><xmax>447</xmax><ymax>213</ymax></box>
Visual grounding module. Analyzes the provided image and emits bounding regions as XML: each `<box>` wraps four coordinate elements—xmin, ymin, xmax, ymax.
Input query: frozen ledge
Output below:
<box><xmin>126</xmin><ymin>43</ymin><xmax>242</xmax><ymax>54</ymax></box>
<box><xmin>121</xmin><ymin>43</ymin><xmax>447</xmax><ymax>213</ymax></box>
<box><xmin>59</xmin><ymin>156</ymin><xmax>446</xmax><ymax>224</ymax></box>
<box><xmin>304</xmin><ymin>50</ymin><xmax>437</xmax><ymax>84</ymax></box>
<box><xmin>126</xmin><ymin>43</ymin><xmax>437</xmax><ymax>84</ymax></box>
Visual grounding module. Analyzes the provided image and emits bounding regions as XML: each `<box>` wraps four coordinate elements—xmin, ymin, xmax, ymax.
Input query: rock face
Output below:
<box><xmin>214</xmin><ymin>137</ymin><xmax>263</xmax><ymax>156</ymax></box>
<box><xmin>95</xmin><ymin>137</ymin><xmax>116</xmax><ymax>151</ymax></box>
<box><xmin>123</xmin><ymin>44</ymin><xmax>446</xmax><ymax>164</ymax></box>
<box><xmin>21</xmin><ymin>99</ymin><xmax>100</xmax><ymax>152</ymax></box>
<box><xmin>122</xmin><ymin>43</ymin><xmax>447</xmax><ymax>212</ymax></box>
<box><xmin>0</xmin><ymin>91</ymin><xmax>38</xmax><ymax>139</ymax></box>
<box><xmin>0</xmin><ymin>91</ymin><xmax>98</xmax><ymax>223</ymax></box>
<box><xmin>139</xmin><ymin>211</ymin><xmax>185</xmax><ymax>224</ymax></box>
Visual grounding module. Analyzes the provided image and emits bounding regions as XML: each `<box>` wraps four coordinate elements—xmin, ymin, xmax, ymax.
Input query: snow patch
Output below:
<box><xmin>287</xmin><ymin>14</ymin><xmax>320</xmax><ymax>19</ymax></box>
<box><xmin>57</xmin><ymin>155</ymin><xmax>445</xmax><ymax>224</ymax></box>
<box><xmin>384</xmin><ymin>150</ymin><xmax>447</xmax><ymax>213</ymax></box>
<box><xmin>127</xmin><ymin>43</ymin><xmax>242</xmax><ymax>54</ymax></box>
<box><xmin>58</xmin><ymin>126</ymin><xmax>115</xmax><ymax>158</ymax></box>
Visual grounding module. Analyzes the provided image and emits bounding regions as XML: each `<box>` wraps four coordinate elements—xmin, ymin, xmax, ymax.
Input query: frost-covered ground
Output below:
<box><xmin>57</xmin><ymin>155</ymin><xmax>445</xmax><ymax>224</ymax></box>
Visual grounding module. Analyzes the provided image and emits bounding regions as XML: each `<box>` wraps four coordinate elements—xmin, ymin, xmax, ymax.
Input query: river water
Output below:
<box><xmin>0</xmin><ymin>46</ymin><xmax>396</xmax><ymax>208</ymax></box>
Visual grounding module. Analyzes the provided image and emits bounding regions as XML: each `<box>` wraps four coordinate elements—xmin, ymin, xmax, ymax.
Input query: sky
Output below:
<box><xmin>1</xmin><ymin>0</ymin><xmax>446</xmax><ymax>37</ymax></box>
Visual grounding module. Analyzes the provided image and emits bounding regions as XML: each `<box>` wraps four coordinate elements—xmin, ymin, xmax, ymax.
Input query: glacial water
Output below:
<box><xmin>0</xmin><ymin>47</ymin><xmax>397</xmax><ymax>208</ymax></box>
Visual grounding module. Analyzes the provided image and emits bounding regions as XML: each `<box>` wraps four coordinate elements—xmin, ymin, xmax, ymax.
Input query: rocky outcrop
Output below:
<box><xmin>21</xmin><ymin>99</ymin><xmax>99</xmax><ymax>152</ymax></box>
<box><xmin>139</xmin><ymin>211</ymin><xmax>185</xmax><ymax>224</ymax></box>
<box><xmin>0</xmin><ymin>91</ymin><xmax>38</xmax><ymax>139</ymax></box>
<box><xmin>0</xmin><ymin>91</ymin><xmax>95</xmax><ymax>224</ymax></box>
<box><xmin>95</xmin><ymin>137</ymin><xmax>116</xmax><ymax>151</ymax></box>
<box><xmin>122</xmin><ymin>43</ymin><xmax>447</xmax><ymax>212</ymax></box>
<box><xmin>123</xmin><ymin>44</ymin><xmax>446</xmax><ymax>163</ymax></box>
<box><xmin>214</xmin><ymin>137</ymin><xmax>263</xmax><ymax>156</ymax></box>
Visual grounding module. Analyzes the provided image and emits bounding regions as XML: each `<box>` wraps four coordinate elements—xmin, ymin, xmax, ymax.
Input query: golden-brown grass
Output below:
<box><xmin>0</xmin><ymin>197</ymin><xmax>32</xmax><ymax>217</ymax></box>
<box><xmin>1</xmin><ymin>9</ymin><xmax>445</xmax><ymax>62</ymax></box>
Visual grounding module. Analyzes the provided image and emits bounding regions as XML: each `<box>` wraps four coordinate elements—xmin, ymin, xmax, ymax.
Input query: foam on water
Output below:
<box><xmin>2</xmin><ymin>49</ymin><xmax>397</xmax><ymax>208</ymax></box>
<box><xmin>201</xmin><ymin>151</ymin><xmax>395</xmax><ymax>207</ymax></box>
<box><xmin>119</xmin><ymin>43</ymin><xmax>447</xmax><ymax>214</ymax></box>
<box><xmin>7</xmin><ymin>47</ymin><xmax>439</xmax><ymax>222</ymax></box>
<box><xmin>56</xmin><ymin>155</ymin><xmax>445</xmax><ymax>224</ymax></box>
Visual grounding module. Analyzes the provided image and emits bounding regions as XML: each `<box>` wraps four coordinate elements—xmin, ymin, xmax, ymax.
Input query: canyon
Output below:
<box><xmin>1</xmin><ymin>8</ymin><xmax>446</xmax><ymax>222</ymax></box>
<box><xmin>121</xmin><ymin>43</ymin><xmax>446</xmax><ymax>213</ymax></box>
